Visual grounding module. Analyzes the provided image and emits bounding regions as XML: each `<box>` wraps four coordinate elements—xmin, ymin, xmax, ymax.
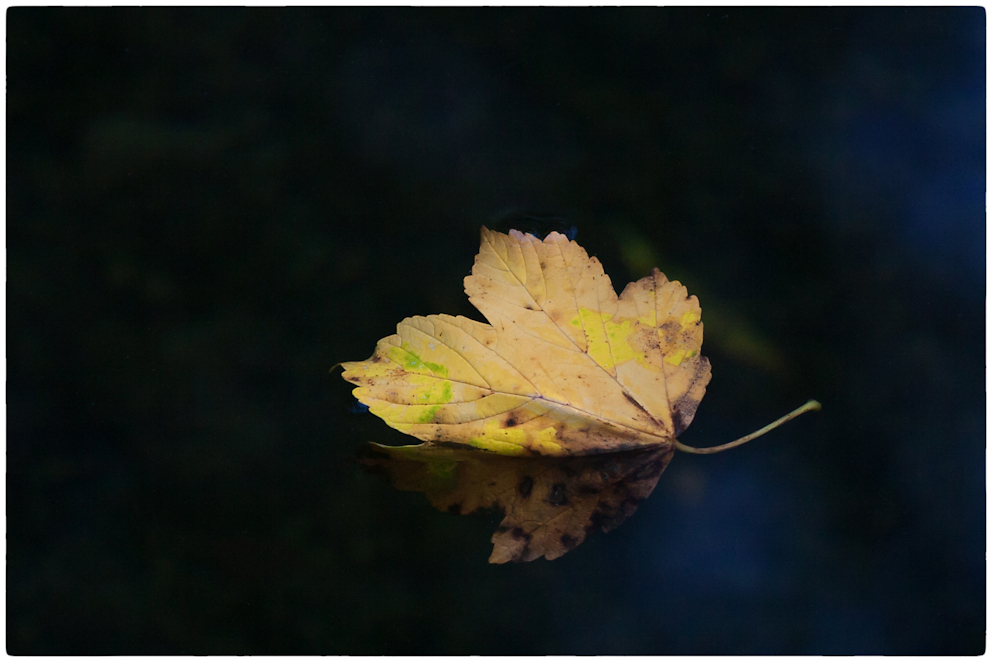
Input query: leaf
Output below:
<box><xmin>341</xmin><ymin>227</ymin><xmax>820</xmax><ymax>562</ymax></box>
<box><xmin>341</xmin><ymin>227</ymin><xmax>711</xmax><ymax>457</ymax></box>
<box><xmin>357</xmin><ymin>442</ymin><xmax>673</xmax><ymax>563</ymax></box>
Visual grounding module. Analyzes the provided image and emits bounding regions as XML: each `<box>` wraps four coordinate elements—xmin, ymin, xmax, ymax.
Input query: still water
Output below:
<box><xmin>7</xmin><ymin>7</ymin><xmax>984</xmax><ymax>654</ymax></box>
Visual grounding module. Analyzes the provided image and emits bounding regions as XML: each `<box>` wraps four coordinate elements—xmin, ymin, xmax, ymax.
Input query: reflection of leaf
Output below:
<box><xmin>342</xmin><ymin>227</ymin><xmax>710</xmax><ymax>457</ymax></box>
<box><xmin>358</xmin><ymin>442</ymin><xmax>673</xmax><ymax>563</ymax></box>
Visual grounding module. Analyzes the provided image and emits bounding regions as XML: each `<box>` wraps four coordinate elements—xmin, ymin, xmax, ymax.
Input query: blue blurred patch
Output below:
<box><xmin>809</xmin><ymin>14</ymin><xmax>984</xmax><ymax>289</ymax></box>
<box><xmin>349</xmin><ymin>400</ymin><xmax>370</xmax><ymax>414</ymax></box>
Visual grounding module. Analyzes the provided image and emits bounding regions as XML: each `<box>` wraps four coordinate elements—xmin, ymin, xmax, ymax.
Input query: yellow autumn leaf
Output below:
<box><xmin>343</xmin><ymin>226</ymin><xmax>820</xmax><ymax>562</ymax></box>
<box><xmin>342</xmin><ymin>227</ymin><xmax>711</xmax><ymax>457</ymax></box>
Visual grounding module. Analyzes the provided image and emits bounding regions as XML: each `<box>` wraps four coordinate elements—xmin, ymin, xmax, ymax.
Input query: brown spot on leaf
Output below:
<box><xmin>505</xmin><ymin>416</ymin><xmax>518</xmax><ymax>427</ymax></box>
<box><xmin>510</xmin><ymin>527</ymin><xmax>532</xmax><ymax>543</ymax></box>
<box><xmin>587</xmin><ymin>505</ymin><xmax>624</xmax><ymax>533</ymax></box>
<box><xmin>560</xmin><ymin>534</ymin><xmax>578</xmax><ymax>550</ymax></box>
<box><xmin>548</xmin><ymin>482</ymin><xmax>568</xmax><ymax>506</ymax></box>
<box><xmin>660</xmin><ymin>320</ymin><xmax>680</xmax><ymax>343</ymax></box>
<box><xmin>518</xmin><ymin>476</ymin><xmax>533</xmax><ymax>498</ymax></box>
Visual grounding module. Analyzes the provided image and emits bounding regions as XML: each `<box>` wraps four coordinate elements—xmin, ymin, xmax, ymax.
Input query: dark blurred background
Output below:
<box><xmin>7</xmin><ymin>7</ymin><xmax>985</xmax><ymax>654</ymax></box>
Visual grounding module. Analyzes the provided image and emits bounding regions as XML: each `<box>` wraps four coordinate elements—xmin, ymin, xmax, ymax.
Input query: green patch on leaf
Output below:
<box><xmin>386</xmin><ymin>343</ymin><xmax>450</xmax><ymax>377</ymax></box>
<box><xmin>418</xmin><ymin>404</ymin><xmax>443</xmax><ymax>423</ymax></box>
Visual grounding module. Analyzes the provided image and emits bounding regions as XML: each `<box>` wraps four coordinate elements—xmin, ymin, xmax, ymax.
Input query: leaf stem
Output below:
<box><xmin>674</xmin><ymin>399</ymin><xmax>821</xmax><ymax>455</ymax></box>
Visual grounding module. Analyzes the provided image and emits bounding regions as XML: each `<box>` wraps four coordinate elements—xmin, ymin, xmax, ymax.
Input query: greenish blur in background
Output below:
<box><xmin>8</xmin><ymin>7</ymin><xmax>984</xmax><ymax>654</ymax></box>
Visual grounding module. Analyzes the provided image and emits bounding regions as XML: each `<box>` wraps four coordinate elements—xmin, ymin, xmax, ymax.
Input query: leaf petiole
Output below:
<box><xmin>674</xmin><ymin>399</ymin><xmax>821</xmax><ymax>455</ymax></box>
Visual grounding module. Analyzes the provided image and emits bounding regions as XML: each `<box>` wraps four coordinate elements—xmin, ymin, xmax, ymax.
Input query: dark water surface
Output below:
<box><xmin>8</xmin><ymin>7</ymin><xmax>984</xmax><ymax>654</ymax></box>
